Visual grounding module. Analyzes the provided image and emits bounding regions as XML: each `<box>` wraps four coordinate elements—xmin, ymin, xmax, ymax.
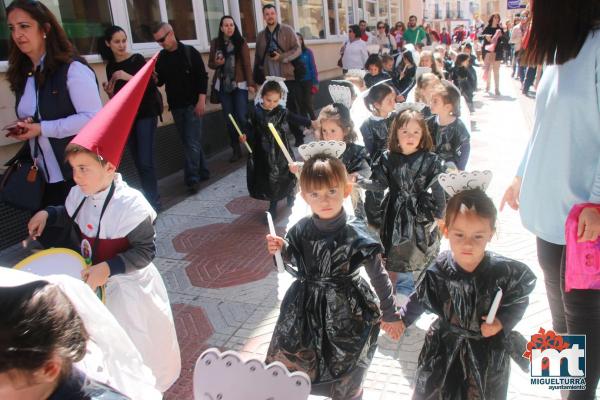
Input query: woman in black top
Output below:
<box><xmin>480</xmin><ymin>13</ymin><xmax>507</xmax><ymax>95</ymax></box>
<box><xmin>99</xmin><ymin>26</ymin><xmax>163</xmax><ymax>211</ymax></box>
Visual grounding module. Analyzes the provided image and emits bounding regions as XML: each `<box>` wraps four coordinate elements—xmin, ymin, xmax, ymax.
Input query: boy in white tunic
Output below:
<box><xmin>27</xmin><ymin>54</ymin><xmax>181</xmax><ymax>392</ymax></box>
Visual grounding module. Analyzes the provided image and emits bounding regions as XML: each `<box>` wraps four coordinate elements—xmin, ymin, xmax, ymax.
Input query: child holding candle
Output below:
<box><xmin>243</xmin><ymin>78</ymin><xmax>315</xmax><ymax>219</ymax></box>
<box><xmin>266</xmin><ymin>151</ymin><xmax>404</xmax><ymax>400</ymax></box>
<box><xmin>400</xmin><ymin>175</ymin><xmax>536</xmax><ymax>399</ymax></box>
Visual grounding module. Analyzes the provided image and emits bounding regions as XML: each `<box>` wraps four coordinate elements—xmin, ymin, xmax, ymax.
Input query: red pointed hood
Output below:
<box><xmin>70</xmin><ymin>53</ymin><xmax>159</xmax><ymax>168</ymax></box>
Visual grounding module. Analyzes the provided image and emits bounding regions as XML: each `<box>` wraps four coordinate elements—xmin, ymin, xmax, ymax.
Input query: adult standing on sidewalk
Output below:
<box><xmin>340</xmin><ymin>25</ymin><xmax>368</xmax><ymax>72</ymax></box>
<box><xmin>99</xmin><ymin>26</ymin><xmax>163</xmax><ymax>210</ymax></box>
<box><xmin>208</xmin><ymin>16</ymin><xmax>255</xmax><ymax>163</ymax></box>
<box><xmin>374</xmin><ymin>22</ymin><xmax>397</xmax><ymax>55</ymax></box>
<box><xmin>152</xmin><ymin>23</ymin><xmax>210</xmax><ymax>194</ymax></box>
<box><xmin>501</xmin><ymin>3</ymin><xmax>600</xmax><ymax>398</ymax></box>
<box><xmin>295</xmin><ymin>33</ymin><xmax>318</xmax><ymax>120</ymax></box>
<box><xmin>5</xmin><ymin>0</ymin><xmax>101</xmax><ymax>209</ymax></box>
<box><xmin>481</xmin><ymin>13</ymin><xmax>506</xmax><ymax>95</ymax></box>
<box><xmin>403</xmin><ymin>15</ymin><xmax>426</xmax><ymax>46</ymax></box>
<box><xmin>253</xmin><ymin>4</ymin><xmax>303</xmax><ymax>145</ymax></box>
<box><xmin>509</xmin><ymin>11</ymin><xmax>528</xmax><ymax>78</ymax></box>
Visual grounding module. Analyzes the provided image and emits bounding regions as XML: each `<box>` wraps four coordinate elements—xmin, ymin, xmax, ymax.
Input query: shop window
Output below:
<box><xmin>204</xmin><ymin>0</ymin><xmax>225</xmax><ymax>41</ymax></box>
<box><xmin>297</xmin><ymin>0</ymin><xmax>325</xmax><ymax>39</ymax></box>
<box><xmin>167</xmin><ymin>0</ymin><xmax>197</xmax><ymax>40</ymax></box>
<box><xmin>0</xmin><ymin>0</ymin><xmax>112</xmax><ymax>59</ymax></box>
<box><xmin>127</xmin><ymin>0</ymin><xmax>161</xmax><ymax>43</ymax></box>
<box><xmin>338</xmin><ymin>0</ymin><xmax>347</xmax><ymax>34</ymax></box>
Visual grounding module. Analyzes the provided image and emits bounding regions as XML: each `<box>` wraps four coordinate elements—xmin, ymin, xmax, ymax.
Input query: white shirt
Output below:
<box><xmin>342</xmin><ymin>40</ymin><xmax>369</xmax><ymax>70</ymax></box>
<box><xmin>17</xmin><ymin>60</ymin><xmax>102</xmax><ymax>183</ymax></box>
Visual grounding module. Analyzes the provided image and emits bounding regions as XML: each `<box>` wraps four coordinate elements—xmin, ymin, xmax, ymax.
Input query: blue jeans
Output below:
<box><xmin>395</xmin><ymin>271</ymin><xmax>415</xmax><ymax>297</ymax></box>
<box><xmin>219</xmin><ymin>88</ymin><xmax>249</xmax><ymax>149</ymax></box>
<box><xmin>171</xmin><ymin>106</ymin><xmax>209</xmax><ymax>186</ymax></box>
<box><xmin>128</xmin><ymin>116</ymin><xmax>160</xmax><ymax>206</ymax></box>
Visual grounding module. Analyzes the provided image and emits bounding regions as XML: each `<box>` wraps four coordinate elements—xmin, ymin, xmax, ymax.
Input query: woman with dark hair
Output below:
<box><xmin>392</xmin><ymin>21</ymin><xmax>406</xmax><ymax>50</ymax></box>
<box><xmin>0</xmin><ymin>280</ymin><xmax>127</xmax><ymax>399</ymax></box>
<box><xmin>208</xmin><ymin>15</ymin><xmax>255</xmax><ymax>162</ymax></box>
<box><xmin>295</xmin><ymin>33</ymin><xmax>318</xmax><ymax>120</ymax></box>
<box><xmin>98</xmin><ymin>25</ymin><xmax>163</xmax><ymax>210</ymax></box>
<box><xmin>374</xmin><ymin>21</ymin><xmax>397</xmax><ymax>55</ymax></box>
<box><xmin>480</xmin><ymin>13</ymin><xmax>507</xmax><ymax>95</ymax></box>
<box><xmin>5</xmin><ymin>0</ymin><xmax>101</xmax><ymax>209</ymax></box>
<box><xmin>501</xmin><ymin>2</ymin><xmax>600</xmax><ymax>398</ymax></box>
<box><xmin>340</xmin><ymin>25</ymin><xmax>368</xmax><ymax>72</ymax></box>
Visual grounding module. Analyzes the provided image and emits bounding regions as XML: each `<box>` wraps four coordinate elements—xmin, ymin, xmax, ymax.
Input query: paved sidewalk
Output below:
<box><xmin>1</xmin><ymin>66</ymin><xmax>596</xmax><ymax>399</ymax></box>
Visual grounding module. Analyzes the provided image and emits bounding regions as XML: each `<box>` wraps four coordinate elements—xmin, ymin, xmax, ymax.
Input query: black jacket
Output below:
<box><xmin>363</xmin><ymin>150</ymin><xmax>446</xmax><ymax>272</ymax></box>
<box><xmin>426</xmin><ymin>116</ymin><xmax>471</xmax><ymax>170</ymax></box>
<box><xmin>404</xmin><ymin>251</ymin><xmax>536</xmax><ymax>399</ymax></box>
<box><xmin>155</xmin><ymin>42</ymin><xmax>208</xmax><ymax>109</ymax></box>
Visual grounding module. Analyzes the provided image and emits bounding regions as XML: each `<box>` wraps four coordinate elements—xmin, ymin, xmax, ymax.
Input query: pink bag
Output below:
<box><xmin>565</xmin><ymin>203</ymin><xmax>600</xmax><ymax>292</ymax></box>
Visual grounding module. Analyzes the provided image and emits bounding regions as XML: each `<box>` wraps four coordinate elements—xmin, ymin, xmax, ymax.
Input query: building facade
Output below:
<box><xmin>0</xmin><ymin>0</ymin><xmax>423</xmax><ymax>164</ymax></box>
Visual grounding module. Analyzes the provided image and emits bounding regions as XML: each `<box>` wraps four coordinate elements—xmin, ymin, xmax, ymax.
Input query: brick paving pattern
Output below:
<box><xmin>1</xmin><ymin>66</ymin><xmax>597</xmax><ymax>399</ymax></box>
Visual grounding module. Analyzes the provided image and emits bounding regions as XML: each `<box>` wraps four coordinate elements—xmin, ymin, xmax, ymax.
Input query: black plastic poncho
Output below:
<box><xmin>365</xmin><ymin>150</ymin><xmax>445</xmax><ymax>272</ymax></box>
<box><xmin>426</xmin><ymin>116</ymin><xmax>471</xmax><ymax>171</ymax></box>
<box><xmin>246</xmin><ymin>105</ymin><xmax>296</xmax><ymax>202</ymax></box>
<box><xmin>404</xmin><ymin>251</ymin><xmax>537</xmax><ymax>400</ymax></box>
<box><xmin>360</xmin><ymin>114</ymin><xmax>395</xmax><ymax>227</ymax></box>
<box><xmin>266</xmin><ymin>215</ymin><xmax>385</xmax><ymax>385</ymax></box>
<box><xmin>342</xmin><ymin>143</ymin><xmax>371</xmax><ymax>220</ymax></box>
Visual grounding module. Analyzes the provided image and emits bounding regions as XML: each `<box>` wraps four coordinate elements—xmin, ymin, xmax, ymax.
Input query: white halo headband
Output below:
<box><xmin>298</xmin><ymin>140</ymin><xmax>346</xmax><ymax>161</ymax></box>
<box><xmin>255</xmin><ymin>76</ymin><xmax>288</xmax><ymax>108</ymax></box>
<box><xmin>345</xmin><ymin>69</ymin><xmax>367</xmax><ymax>79</ymax></box>
<box><xmin>329</xmin><ymin>84</ymin><xmax>353</xmax><ymax>109</ymax></box>
<box><xmin>438</xmin><ymin>170</ymin><xmax>493</xmax><ymax>196</ymax></box>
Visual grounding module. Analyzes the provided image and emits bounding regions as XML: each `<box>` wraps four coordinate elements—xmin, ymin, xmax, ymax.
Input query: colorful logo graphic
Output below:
<box><xmin>525</xmin><ymin>328</ymin><xmax>586</xmax><ymax>391</ymax></box>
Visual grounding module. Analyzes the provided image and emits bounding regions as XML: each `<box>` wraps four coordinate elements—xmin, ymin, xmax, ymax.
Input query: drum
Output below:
<box><xmin>14</xmin><ymin>248</ymin><xmax>106</xmax><ymax>302</ymax></box>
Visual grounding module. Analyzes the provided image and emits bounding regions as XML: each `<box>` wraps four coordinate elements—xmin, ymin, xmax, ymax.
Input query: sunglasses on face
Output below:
<box><xmin>155</xmin><ymin>30</ymin><xmax>171</xmax><ymax>43</ymax></box>
<box><xmin>377</xmin><ymin>26</ymin><xmax>384</xmax><ymax>29</ymax></box>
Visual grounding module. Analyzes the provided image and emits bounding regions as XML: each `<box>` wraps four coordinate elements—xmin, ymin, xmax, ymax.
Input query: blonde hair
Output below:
<box><xmin>316</xmin><ymin>104</ymin><xmax>357</xmax><ymax>143</ymax></box>
<box><xmin>64</xmin><ymin>144</ymin><xmax>108</xmax><ymax>166</ymax></box>
<box><xmin>415</xmin><ymin>72</ymin><xmax>442</xmax><ymax>102</ymax></box>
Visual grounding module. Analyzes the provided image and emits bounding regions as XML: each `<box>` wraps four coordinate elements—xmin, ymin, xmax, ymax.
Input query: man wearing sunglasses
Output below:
<box><xmin>152</xmin><ymin>22</ymin><xmax>210</xmax><ymax>194</ymax></box>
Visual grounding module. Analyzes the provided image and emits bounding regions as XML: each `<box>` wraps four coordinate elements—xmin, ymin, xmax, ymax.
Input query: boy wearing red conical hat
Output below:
<box><xmin>27</xmin><ymin>54</ymin><xmax>181</xmax><ymax>393</ymax></box>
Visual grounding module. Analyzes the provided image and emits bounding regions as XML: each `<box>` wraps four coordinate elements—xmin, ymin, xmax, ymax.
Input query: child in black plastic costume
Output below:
<box><xmin>244</xmin><ymin>80</ymin><xmax>313</xmax><ymax>219</ymax></box>
<box><xmin>401</xmin><ymin>187</ymin><xmax>536</xmax><ymax>399</ymax></box>
<box><xmin>266</xmin><ymin>154</ymin><xmax>404</xmax><ymax>400</ymax></box>
<box><xmin>360</xmin><ymin>83</ymin><xmax>397</xmax><ymax>227</ymax></box>
<box><xmin>361</xmin><ymin>110</ymin><xmax>446</xmax><ymax>299</ymax></box>
<box><xmin>427</xmin><ymin>81</ymin><xmax>471</xmax><ymax>171</ymax></box>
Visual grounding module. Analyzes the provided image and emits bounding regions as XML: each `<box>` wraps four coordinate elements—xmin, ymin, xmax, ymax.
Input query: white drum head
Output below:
<box><xmin>14</xmin><ymin>248</ymin><xmax>86</xmax><ymax>279</ymax></box>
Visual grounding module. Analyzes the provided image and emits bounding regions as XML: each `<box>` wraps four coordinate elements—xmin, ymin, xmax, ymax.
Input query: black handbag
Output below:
<box><xmin>0</xmin><ymin>139</ymin><xmax>47</xmax><ymax>211</ymax></box>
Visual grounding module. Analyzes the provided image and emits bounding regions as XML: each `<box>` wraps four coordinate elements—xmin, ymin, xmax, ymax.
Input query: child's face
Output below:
<box><xmin>367</xmin><ymin>64</ymin><xmax>380</xmax><ymax>76</ymax></box>
<box><xmin>420</xmin><ymin>55</ymin><xmax>432</xmax><ymax>68</ymax></box>
<box><xmin>262</xmin><ymin>90</ymin><xmax>281</xmax><ymax>111</ymax></box>
<box><xmin>375</xmin><ymin>92</ymin><xmax>396</xmax><ymax>116</ymax></box>
<box><xmin>383</xmin><ymin>60</ymin><xmax>393</xmax><ymax>71</ymax></box>
<box><xmin>444</xmin><ymin>211</ymin><xmax>494</xmax><ymax>272</ymax></box>
<box><xmin>397</xmin><ymin>120</ymin><xmax>422</xmax><ymax>155</ymax></box>
<box><xmin>301</xmin><ymin>182</ymin><xmax>351</xmax><ymax>220</ymax></box>
<box><xmin>421</xmin><ymin>83</ymin><xmax>437</xmax><ymax>105</ymax></box>
<box><xmin>320</xmin><ymin>119</ymin><xmax>345</xmax><ymax>142</ymax></box>
<box><xmin>430</xmin><ymin>94</ymin><xmax>453</xmax><ymax>117</ymax></box>
<box><xmin>69</xmin><ymin>152</ymin><xmax>115</xmax><ymax>196</ymax></box>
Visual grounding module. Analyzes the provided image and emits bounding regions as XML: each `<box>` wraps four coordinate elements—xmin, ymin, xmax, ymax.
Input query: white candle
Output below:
<box><xmin>266</xmin><ymin>211</ymin><xmax>284</xmax><ymax>273</ymax></box>
<box><xmin>486</xmin><ymin>288</ymin><xmax>503</xmax><ymax>325</ymax></box>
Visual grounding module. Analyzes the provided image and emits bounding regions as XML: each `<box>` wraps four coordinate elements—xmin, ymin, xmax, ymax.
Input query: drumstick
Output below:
<box><xmin>267</xmin><ymin>123</ymin><xmax>294</xmax><ymax>164</ymax></box>
<box><xmin>486</xmin><ymin>288</ymin><xmax>503</xmax><ymax>325</ymax></box>
<box><xmin>266</xmin><ymin>211</ymin><xmax>284</xmax><ymax>273</ymax></box>
<box><xmin>228</xmin><ymin>113</ymin><xmax>253</xmax><ymax>154</ymax></box>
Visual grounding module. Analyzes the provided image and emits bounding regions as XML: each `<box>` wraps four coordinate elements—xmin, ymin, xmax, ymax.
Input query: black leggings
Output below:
<box><xmin>537</xmin><ymin>238</ymin><xmax>600</xmax><ymax>399</ymax></box>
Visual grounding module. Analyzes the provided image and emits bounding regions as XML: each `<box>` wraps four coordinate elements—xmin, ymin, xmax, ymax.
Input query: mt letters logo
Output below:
<box><xmin>524</xmin><ymin>328</ymin><xmax>586</xmax><ymax>391</ymax></box>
